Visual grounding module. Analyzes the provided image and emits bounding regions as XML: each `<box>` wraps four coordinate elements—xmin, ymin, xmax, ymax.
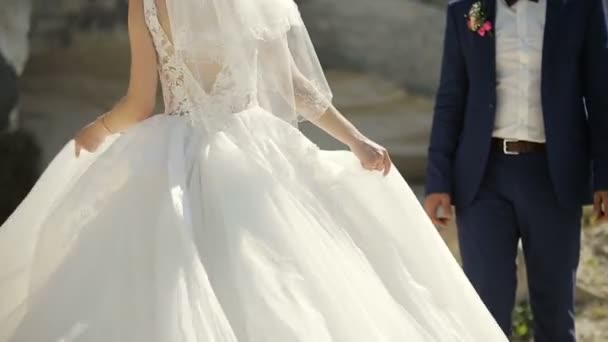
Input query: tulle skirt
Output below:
<box><xmin>0</xmin><ymin>107</ymin><xmax>506</xmax><ymax>341</ymax></box>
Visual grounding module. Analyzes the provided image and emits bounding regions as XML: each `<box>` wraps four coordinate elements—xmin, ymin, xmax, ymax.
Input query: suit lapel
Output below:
<box><xmin>477</xmin><ymin>0</ymin><xmax>497</xmax><ymax>99</ymax></box>
<box><xmin>542</xmin><ymin>0</ymin><xmax>566</xmax><ymax>52</ymax></box>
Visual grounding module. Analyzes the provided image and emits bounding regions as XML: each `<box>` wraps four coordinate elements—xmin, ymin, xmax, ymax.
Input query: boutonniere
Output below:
<box><xmin>465</xmin><ymin>1</ymin><xmax>493</xmax><ymax>37</ymax></box>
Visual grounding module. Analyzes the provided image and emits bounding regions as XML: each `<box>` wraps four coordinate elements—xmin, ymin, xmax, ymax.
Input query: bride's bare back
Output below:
<box><xmin>152</xmin><ymin>0</ymin><xmax>225</xmax><ymax>94</ymax></box>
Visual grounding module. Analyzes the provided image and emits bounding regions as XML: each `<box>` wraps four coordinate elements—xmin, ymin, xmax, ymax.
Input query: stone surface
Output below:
<box><xmin>26</xmin><ymin>0</ymin><xmax>445</xmax><ymax>94</ymax></box>
<box><xmin>29</xmin><ymin>0</ymin><xmax>128</xmax><ymax>53</ymax></box>
<box><xmin>578</xmin><ymin>217</ymin><xmax>608</xmax><ymax>302</ymax></box>
<box><xmin>0</xmin><ymin>0</ymin><xmax>32</xmax><ymax>131</ymax></box>
<box><xmin>0</xmin><ymin>0</ymin><xmax>32</xmax><ymax>74</ymax></box>
<box><xmin>0</xmin><ymin>54</ymin><xmax>18</xmax><ymax>131</ymax></box>
<box><xmin>298</xmin><ymin>0</ymin><xmax>446</xmax><ymax>94</ymax></box>
<box><xmin>576</xmin><ymin>211</ymin><xmax>608</xmax><ymax>342</ymax></box>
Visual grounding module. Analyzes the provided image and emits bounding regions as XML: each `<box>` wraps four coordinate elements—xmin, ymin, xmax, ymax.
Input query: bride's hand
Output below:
<box><xmin>74</xmin><ymin>116</ymin><xmax>112</xmax><ymax>158</ymax></box>
<box><xmin>349</xmin><ymin>138</ymin><xmax>392</xmax><ymax>176</ymax></box>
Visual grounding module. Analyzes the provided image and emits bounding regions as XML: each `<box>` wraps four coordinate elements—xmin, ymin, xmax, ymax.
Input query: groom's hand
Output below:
<box><xmin>594</xmin><ymin>191</ymin><xmax>608</xmax><ymax>223</ymax></box>
<box><xmin>424</xmin><ymin>193</ymin><xmax>453</xmax><ymax>229</ymax></box>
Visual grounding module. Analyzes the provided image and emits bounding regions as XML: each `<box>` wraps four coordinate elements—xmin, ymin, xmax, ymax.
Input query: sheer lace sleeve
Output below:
<box><xmin>292</xmin><ymin>62</ymin><xmax>332</xmax><ymax>122</ymax></box>
<box><xmin>255</xmin><ymin>24</ymin><xmax>333</xmax><ymax>124</ymax></box>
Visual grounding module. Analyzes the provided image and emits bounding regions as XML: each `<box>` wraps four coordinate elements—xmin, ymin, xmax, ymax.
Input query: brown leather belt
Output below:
<box><xmin>491</xmin><ymin>138</ymin><xmax>545</xmax><ymax>155</ymax></box>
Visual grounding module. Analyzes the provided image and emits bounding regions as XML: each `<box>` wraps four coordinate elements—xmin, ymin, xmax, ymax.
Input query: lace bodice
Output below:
<box><xmin>143</xmin><ymin>0</ymin><xmax>256</xmax><ymax>127</ymax></box>
<box><xmin>142</xmin><ymin>0</ymin><xmax>333</xmax><ymax>127</ymax></box>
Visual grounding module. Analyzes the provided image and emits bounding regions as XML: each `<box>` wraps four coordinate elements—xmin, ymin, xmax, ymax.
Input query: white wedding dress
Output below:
<box><xmin>0</xmin><ymin>1</ymin><xmax>506</xmax><ymax>341</ymax></box>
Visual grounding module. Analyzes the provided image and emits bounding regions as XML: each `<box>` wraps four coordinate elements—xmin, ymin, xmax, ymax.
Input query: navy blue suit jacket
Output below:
<box><xmin>426</xmin><ymin>0</ymin><xmax>608</xmax><ymax>208</ymax></box>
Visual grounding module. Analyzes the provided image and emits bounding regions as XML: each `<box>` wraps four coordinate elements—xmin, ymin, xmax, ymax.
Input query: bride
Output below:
<box><xmin>0</xmin><ymin>0</ymin><xmax>506</xmax><ymax>341</ymax></box>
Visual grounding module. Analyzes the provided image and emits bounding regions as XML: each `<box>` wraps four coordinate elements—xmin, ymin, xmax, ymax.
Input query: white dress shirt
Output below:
<box><xmin>493</xmin><ymin>0</ymin><xmax>547</xmax><ymax>143</ymax></box>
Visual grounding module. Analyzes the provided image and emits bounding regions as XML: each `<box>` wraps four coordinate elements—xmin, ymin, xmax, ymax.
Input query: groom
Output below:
<box><xmin>424</xmin><ymin>0</ymin><xmax>608</xmax><ymax>340</ymax></box>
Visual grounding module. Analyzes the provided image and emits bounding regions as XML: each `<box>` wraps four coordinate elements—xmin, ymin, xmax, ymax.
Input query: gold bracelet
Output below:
<box><xmin>99</xmin><ymin>116</ymin><xmax>113</xmax><ymax>134</ymax></box>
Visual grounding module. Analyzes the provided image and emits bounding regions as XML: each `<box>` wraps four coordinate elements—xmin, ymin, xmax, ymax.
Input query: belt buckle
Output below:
<box><xmin>503</xmin><ymin>139</ymin><xmax>520</xmax><ymax>155</ymax></box>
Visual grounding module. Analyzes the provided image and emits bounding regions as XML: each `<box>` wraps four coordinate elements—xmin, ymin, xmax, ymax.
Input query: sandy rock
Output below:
<box><xmin>0</xmin><ymin>0</ymin><xmax>32</xmax><ymax>74</ymax></box>
<box><xmin>298</xmin><ymin>0</ymin><xmax>446</xmax><ymax>94</ymax></box>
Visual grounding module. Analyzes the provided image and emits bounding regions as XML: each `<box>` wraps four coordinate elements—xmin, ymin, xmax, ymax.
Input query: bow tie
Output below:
<box><xmin>505</xmin><ymin>0</ymin><xmax>539</xmax><ymax>6</ymax></box>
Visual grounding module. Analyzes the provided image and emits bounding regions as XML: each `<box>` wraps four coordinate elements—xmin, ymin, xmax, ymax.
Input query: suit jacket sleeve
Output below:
<box><xmin>426</xmin><ymin>5</ymin><xmax>468</xmax><ymax>196</ymax></box>
<box><xmin>584</xmin><ymin>0</ymin><xmax>608</xmax><ymax>192</ymax></box>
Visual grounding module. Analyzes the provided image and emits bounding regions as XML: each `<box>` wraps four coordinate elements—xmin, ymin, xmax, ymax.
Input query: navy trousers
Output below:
<box><xmin>456</xmin><ymin>152</ymin><xmax>582</xmax><ymax>341</ymax></box>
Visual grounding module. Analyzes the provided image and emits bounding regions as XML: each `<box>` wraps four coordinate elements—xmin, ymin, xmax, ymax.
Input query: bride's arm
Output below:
<box><xmin>311</xmin><ymin>104</ymin><xmax>392</xmax><ymax>175</ymax></box>
<box><xmin>290</xmin><ymin>72</ymin><xmax>361</xmax><ymax>146</ymax></box>
<box><xmin>308</xmin><ymin>104</ymin><xmax>363</xmax><ymax>148</ymax></box>
<box><xmin>258</xmin><ymin>35</ymin><xmax>391</xmax><ymax>174</ymax></box>
<box><xmin>74</xmin><ymin>0</ymin><xmax>157</xmax><ymax>156</ymax></box>
<box><xmin>102</xmin><ymin>0</ymin><xmax>159</xmax><ymax>132</ymax></box>
<box><xmin>292</xmin><ymin>70</ymin><xmax>392</xmax><ymax>175</ymax></box>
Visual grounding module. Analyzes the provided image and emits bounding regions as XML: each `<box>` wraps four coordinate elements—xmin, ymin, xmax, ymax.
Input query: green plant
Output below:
<box><xmin>512</xmin><ymin>301</ymin><xmax>534</xmax><ymax>341</ymax></box>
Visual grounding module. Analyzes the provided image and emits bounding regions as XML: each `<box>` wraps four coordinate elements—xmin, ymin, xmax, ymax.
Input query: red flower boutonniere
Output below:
<box><xmin>465</xmin><ymin>2</ymin><xmax>493</xmax><ymax>37</ymax></box>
